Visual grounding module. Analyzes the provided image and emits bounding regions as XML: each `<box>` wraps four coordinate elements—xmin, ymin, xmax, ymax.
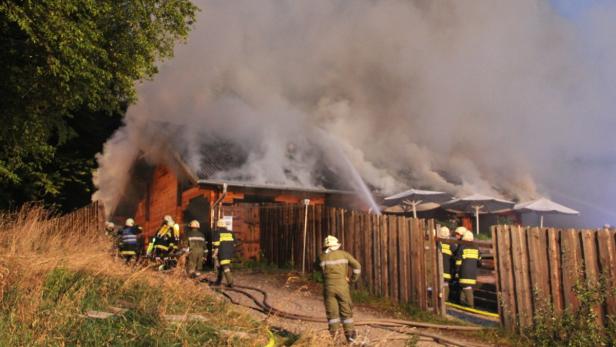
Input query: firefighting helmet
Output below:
<box><xmin>323</xmin><ymin>235</ymin><xmax>340</xmax><ymax>248</ymax></box>
<box><xmin>438</xmin><ymin>226</ymin><xmax>450</xmax><ymax>239</ymax></box>
<box><xmin>189</xmin><ymin>220</ymin><xmax>200</xmax><ymax>228</ymax></box>
<box><xmin>105</xmin><ymin>221</ymin><xmax>115</xmax><ymax>230</ymax></box>
<box><xmin>462</xmin><ymin>230</ymin><xmax>474</xmax><ymax>241</ymax></box>
<box><xmin>216</xmin><ymin>219</ymin><xmax>227</xmax><ymax>228</ymax></box>
<box><xmin>454</xmin><ymin>226</ymin><xmax>468</xmax><ymax>236</ymax></box>
<box><xmin>125</xmin><ymin>218</ymin><xmax>135</xmax><ymax>227</ymax></box>
<box><xmin>164</xmin><ymin>215</ymin><xmax>174</xmax><ymax>226</ymax></box>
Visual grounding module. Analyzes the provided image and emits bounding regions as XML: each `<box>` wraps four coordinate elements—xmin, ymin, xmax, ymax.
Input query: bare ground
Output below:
<box><xmin>204</xmin><ymin>269</ymin><xmax>486</xmax><ymax>347</ymax></box>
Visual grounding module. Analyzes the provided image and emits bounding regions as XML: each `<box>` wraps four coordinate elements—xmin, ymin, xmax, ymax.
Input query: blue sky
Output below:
<box><xmin>550</xmin><ymin>0</ymin><xmax>604</xmax><ymax>19</ymax></box>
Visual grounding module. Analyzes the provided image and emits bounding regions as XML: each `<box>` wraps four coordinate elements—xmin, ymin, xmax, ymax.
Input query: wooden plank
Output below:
<box><xmin>437</xmin><ymin>225</ymin><xmax>446</xmax><ymax>316</ymax></box>
<box><xmin>492</xmin><ymin>226</ymin><xmax>504</xmax><ymax>326</ymax></box>
<box><xmin>408</xmin><ymin>219</ymin><xmax>417</xmax><ymax>306</ymax></box>
<box><xmin>581</xmin><ymin>229</ymin><xmax>604</xmax><ymax>326</ymax></box>
<box><xmin>430</xmin><ymin>219</ymin><xmax>440</xmax><ymax>313</ymax></box>
<box><xmin>409</xmin><ymin>218</ymin><xmax>426</xmax><ymax>309</ymax></box>
<box><xmin>561</xmin><ymin>228</ymin><xmax>582</xmax><ymax>311</ymax></box>
<box><xmin>398</xmin><ymin>216</ymin><xmax>409</xmax><ymax>304</ymax></box>
<box><xmin>370</xmin><ymin>214</ymin><xmax>377</xmax><ymax>295</ymax></box>
<box><xmin>510</xmin><ymin>225</ymin><xmax>533</xmax><ymax>329</ymax></box>
<box><xmin>527</xmin><ymin>227</ymin><xmax>550</xmax><ymax>312</ymax></box>
<box><xmin>597</xmin><ymin>229</ymin><xmax>616</xmax><ymax>317</ymax></box>
<box><xmin>389</xmin><ymin>215</ymin><xmax>398</xmax><ymax>301</ymax></box>
<box><xmin>498</xmin><ymin>225</ymin><xmax>518</xmax><ymax>331</ymax></box>
<box><xmin>381</xmin><ymin>215</ymin><xmax>389</xmax><ymax>298</ymax></box>
<box><xmin>417</xmin><ymin>219</ymin><xmax>428</xmax><ymax>310</ymax></box>
<box><xmin>546</xmin><ymin>228</ymin><xmax>564</xmax><ymax>315</ymax></box>
<box><xmin>372</xmin><ymin>216</ymin><xmax>384</xmax><ymax>296</ymax></box>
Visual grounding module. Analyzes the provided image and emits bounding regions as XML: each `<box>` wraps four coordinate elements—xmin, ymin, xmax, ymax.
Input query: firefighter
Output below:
<box><xmin>449</xmin><ymin>226</ymin><xmax>467</xmax><ymax>302</ymax></box>
<box><xmin>118</xmin><ymin>218</ymin><xmax>141</xmax><ymax>263</ymax></box>
<box><xmin>147</xmin><ymin>215</ymin><xmax>180</xmax><ymax>270</ymax></box>
<box><xmin>212</xmin><ymin>219</ymin><xmax>235</xmax><ymax>287</ymax></box>
<box><xmin>438</xmin><ymin>226</ymin><xmax>453</xmax><ymax>301</ymax></box>
<box><xmin>316</xmin><ymin>235</ymin><xmax>361</xmax><ymax>343</ymax></box>
<box><xmin>185</xmin><ymin>220</ymin><xmax>206</xmax><ymax>278</ymax></box>
<box><xmin>454</xmin><ymin>230</ymin><xmax>481</xmax><ymax>307</ymax></box>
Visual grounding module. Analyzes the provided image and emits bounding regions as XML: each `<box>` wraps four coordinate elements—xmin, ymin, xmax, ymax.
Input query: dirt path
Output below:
<box><xmin>206</xmin><ymin>270</ymin><xmax>485</xmax><ymax>347</ymax></box>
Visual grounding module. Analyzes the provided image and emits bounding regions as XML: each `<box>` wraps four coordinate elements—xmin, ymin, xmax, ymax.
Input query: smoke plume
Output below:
<box><xmin>94</xmin><ymin>0</ymin><xmax>616</xmax><ymax>226</ymax></box>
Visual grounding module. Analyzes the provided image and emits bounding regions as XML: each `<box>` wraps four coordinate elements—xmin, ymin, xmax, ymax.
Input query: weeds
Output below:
<box><xmin>524</xmin><ymin>277</ymin><xmax>616</xmax><ymax>347</ymax></box>
<box><xmin>0</xmin><ymin>204</ymin><xmax>269</xmax><ymax>346</ymax></box>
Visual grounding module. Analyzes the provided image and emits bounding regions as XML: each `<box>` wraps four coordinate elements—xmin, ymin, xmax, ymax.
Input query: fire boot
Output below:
<box><xmin>345</xmin><ymin>330</ymin><xmax>357</xmax><ymax>343</ymax></box>
<box><xmin>224</xmin><ymin>269</ymin><xmax>234</xmax><ymax>288</ymax></box>
<box><xmin>462</xmin><ymin>287</ymin><xmax>475</xmax><ymax>307</ymax></box>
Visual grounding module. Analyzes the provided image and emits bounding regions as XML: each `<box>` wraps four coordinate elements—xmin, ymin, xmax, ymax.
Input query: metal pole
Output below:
<box><xmin>302</xmin><ymin>199</ymin><xmax>310</xmax><ymax>274</ymax></box>
<box><xmin>475</xmin><ymin>206</ymin><xmax>480</xmax><ymax>235</ymax></box>
<box><xmin>412</xmin><ymin>202</ymin><xmax>418</xmax><ymax>219</ymax></box>
<box><xmin>540</xmin><ymin>215</ymin><xmax>544</xmax><ymax>228</ymax></box>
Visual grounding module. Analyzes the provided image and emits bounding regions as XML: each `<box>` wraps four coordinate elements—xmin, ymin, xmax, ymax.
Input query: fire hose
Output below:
<box><xmin>204</xmin><ymin>281</ymin><xmax>490</xmax><ymax>347</ymax></box>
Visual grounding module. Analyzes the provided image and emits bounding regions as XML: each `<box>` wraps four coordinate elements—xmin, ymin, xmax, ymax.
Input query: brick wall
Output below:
<box><xmin>132</xmin><ymin>164</ymin><xmax>349</xmax><ymax>259</ymax></box>
<box><xmin>134</xmin><ymin>165</ymin><xmax>182</xmax><ymax>239</ymax></box>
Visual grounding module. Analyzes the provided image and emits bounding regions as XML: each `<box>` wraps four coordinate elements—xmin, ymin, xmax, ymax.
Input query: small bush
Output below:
<box><xmin>525</xmin><ymin>278</ymin><xmax>616</xmax><ymax>347</ymax></box>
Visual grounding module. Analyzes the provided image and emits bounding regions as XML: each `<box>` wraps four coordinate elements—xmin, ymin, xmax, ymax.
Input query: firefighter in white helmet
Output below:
<box><xmin>438</xmin><ymin>226</ymin><xmax>453</xmax><ymax>301</ymax></box>
<box><xmin>454</xmin><ymin>230</ymin><xmax>480</xmax><ymax>307</ymax></box>
<box><xmin>118</xmin><ymin>218</ymin><xmax>142</xmax><ymax>263</ymax></box>
<box><xmin>315</xmin><ymin>235</ymin><xmax>361</xmax><ymax>343</ymax></box>
<box><xmin>211</xmin><ymin>219</ymin><xmax>235</xmax><ymax>287</ymax></box>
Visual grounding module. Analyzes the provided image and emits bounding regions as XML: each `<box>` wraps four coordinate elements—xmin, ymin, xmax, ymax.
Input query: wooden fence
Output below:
<box><xmin>49</xmin><ymin>201</ymin><xmax>106</xmax><ymax>233</ymax></box>
<box><xmin>492</xmin><ymin>225</ymin><xmax>616</xmax><ymax>332</ymax></box>
<box><xmin>259</xmin><ymin>205</ymin><xmax>444</xmax><ymax>314</ymax></box>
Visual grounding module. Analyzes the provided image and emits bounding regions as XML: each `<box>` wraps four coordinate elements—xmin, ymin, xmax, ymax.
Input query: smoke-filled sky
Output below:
<box><xmin>94</xmin><ymin>0</ymin><xmax>616</xmax><ymax>227</ymax></box>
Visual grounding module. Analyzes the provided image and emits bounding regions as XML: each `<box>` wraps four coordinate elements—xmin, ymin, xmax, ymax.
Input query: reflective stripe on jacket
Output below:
<box><xmin>441</xmin><ymin>242</ymin><xmax>453</xmax><ymax>280</ymax></box>
<box><xmin>317</xmin><ymin>249</ymin><xmax>361</xmax><ymax>286</ymax></box>
<box><xmin>185</xmin><ymin>227</ymin><xmax>206</xmax><ymax>249</ymax></box>
<box><xmin>455</xmin><ymin>244</ymin><xmax>480</xmax><ymax>285</ymax></box>
<box><xmin>212</xmin><ymin>227</ymin><xmax>235</xmax><ymax>260</ymax></box>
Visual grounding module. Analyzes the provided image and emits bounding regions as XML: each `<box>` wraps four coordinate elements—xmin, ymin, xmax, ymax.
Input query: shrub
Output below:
<box><xmin>525</xmin><ymin>277</ymin><xmax>616</xmax><ymax>347</ymax></box>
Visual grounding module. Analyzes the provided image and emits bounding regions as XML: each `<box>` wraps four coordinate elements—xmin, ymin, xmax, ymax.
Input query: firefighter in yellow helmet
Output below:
<box><xmin>147</xmin><ymin>215</ymin><xmax>180</xmax><ymax>270</ymax></box>
<box><xmin>454</xmin><ymin>230</ymin><xmax>481</xmax><ymax>307</ymax></box>
<box><xmin>316</xmin><ymin>235</ymin><xmax>361</xmax><ymax>343</ymax></box>
<box><xmin>185</xmin><ymin>220</ymin><xmax>206</xmax><ymax>278</ymax></box>
<box><xmin>212</xmin><ymin>219</ymin><xmax>235</xmax><ymax>287</ymax></box>
<box><xmin>437</xmin><ymin>226</ymin><xmax>453</xmax><ymax>301</ymax></box>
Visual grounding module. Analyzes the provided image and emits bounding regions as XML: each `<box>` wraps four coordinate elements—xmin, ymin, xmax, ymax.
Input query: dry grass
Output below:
<box><xmin>0</xmin><ymin>204</ymin><xmax>269</xmax><ymax>346</ymax></box>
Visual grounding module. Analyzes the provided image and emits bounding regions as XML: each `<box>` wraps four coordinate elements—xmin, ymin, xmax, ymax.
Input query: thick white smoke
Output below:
<box><xmin>94</xmin><ymin>0</ymin><xmax>616</xmax><ymax>226</ymax></box>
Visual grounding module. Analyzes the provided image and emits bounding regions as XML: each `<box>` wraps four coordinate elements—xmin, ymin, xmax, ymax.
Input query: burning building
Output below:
<box><xmin>113</xmin><ymin>145</ymin><xmax>359</xmax><ymax>259</ymax></box>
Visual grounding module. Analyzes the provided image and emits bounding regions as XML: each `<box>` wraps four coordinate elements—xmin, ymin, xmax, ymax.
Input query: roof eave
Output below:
<box><xmin>197</xmin><ymin>179</ymin><xmax>356</xmax><ymax>195</ymax></box>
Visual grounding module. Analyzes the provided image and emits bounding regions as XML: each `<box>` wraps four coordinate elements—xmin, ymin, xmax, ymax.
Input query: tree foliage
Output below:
<box><xmin>0</xmin><ymin>0</ymin><xmax>197</xmax><ymax>209</ymax></box>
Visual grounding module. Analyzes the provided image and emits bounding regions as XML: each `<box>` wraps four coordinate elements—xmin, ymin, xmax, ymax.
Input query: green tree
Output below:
<box><xmin>0</xmin><ymin>0</ymin><xmax>197</xmax><ymax>210</ymax></box>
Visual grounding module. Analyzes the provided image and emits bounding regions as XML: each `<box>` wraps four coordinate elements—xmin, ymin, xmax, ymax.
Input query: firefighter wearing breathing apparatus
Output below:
<box><xmin>316</xmin><ymin>235</ymin><xmax>361</xmax><ymax>343</ymax></box>
<box><xmin>211</xmin><ymin>219</ymin><xmax>235</xmax><ymax>287</ymax></box>
<box><xmin>147</xmin><ymin>215</ymin><xmax>180</xmax><ymax>270</ymax></box>
<box><xmin>185</xmin><ymin>220</ymin><xmax>206</xmax><ymax>277</ymax></box>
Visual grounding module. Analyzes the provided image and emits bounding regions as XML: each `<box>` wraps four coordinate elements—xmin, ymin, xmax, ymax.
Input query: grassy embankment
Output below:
<box><xmin>0</xmin><ymin>205</ymin><xmax>270</xmax><ymax>346</ymax></box>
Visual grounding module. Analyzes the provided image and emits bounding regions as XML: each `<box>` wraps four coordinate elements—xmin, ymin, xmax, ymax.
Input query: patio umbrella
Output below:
<box><xmin>514</xmin><ymin>197</ymin><xmax>579</xmax><ymax>228</ymax></box>
<box><xmin>384</xmin><ymin>189</ymin><xmax>453</xmax><ymax>218</ymax></box>
<box><xmin>441</xmin><ymin>194</ymin><xmax>515</xmax><ymax>234</ymax></box>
